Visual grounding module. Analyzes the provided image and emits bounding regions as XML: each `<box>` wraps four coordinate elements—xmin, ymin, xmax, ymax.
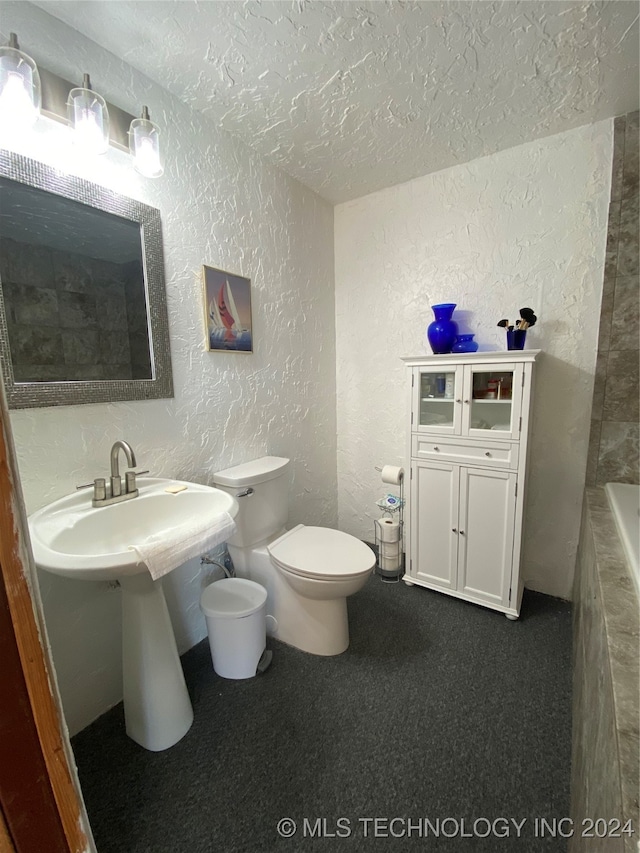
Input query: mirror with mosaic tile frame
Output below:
<box><xmin>0</xmin><ymin>150</ymin><xmax>173</xmax><ymax>409</ymax></box>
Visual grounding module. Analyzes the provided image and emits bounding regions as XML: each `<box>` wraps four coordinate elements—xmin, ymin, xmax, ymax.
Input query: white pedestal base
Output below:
<box><xmin>120</xmin><ymin>573</ymin><xmax>193</xmax><ymax>751</ymax></box>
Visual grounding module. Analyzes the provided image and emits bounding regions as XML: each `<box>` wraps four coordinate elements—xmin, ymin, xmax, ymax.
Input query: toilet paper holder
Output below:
<box><xmin>373</xmin><ymin>465</ymin><xmax>404</xmax><ymax>584</ymax></box>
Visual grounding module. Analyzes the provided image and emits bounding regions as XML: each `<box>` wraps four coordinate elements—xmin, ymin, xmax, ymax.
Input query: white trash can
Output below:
<box><xmin>200</xmin><ymin>578</ymin><xmax>267</xmax><ymax>679</ymax></box>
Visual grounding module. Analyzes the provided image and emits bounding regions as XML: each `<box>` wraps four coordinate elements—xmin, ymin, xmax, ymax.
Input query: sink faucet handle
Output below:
<box><xmin>76</xmin><ymin>478</ymin><xmax>107</xmax><ymax>501</ymax></box>
<box><xmin>125</xmin><ymin>470</ymin><xmax>149</xmax><ymax>494</ymax></box>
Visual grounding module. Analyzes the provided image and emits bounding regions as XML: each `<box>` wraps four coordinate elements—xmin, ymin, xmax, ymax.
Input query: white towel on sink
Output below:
<box><xmin>129</xmin><ymin>511</ymin><xmax>237</xmax><ymax>581</ymax></box>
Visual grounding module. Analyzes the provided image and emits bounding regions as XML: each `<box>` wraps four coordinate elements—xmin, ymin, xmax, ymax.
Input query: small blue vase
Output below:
<box><xmin>427</xmin><ymin>303</ymin><xmax>458</xmax><ymax>354</ymax></box>
<box><xmin>452</xmin><ymin>333</ymin><xmax>478</xmax><ymax>353</ymax></box>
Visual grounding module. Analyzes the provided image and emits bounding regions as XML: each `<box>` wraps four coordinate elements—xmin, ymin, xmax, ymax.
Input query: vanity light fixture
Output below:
<box><xmin>0</xmin><ymin>32</ymin><xmax>41</xmax><ymax>137</ymax></box>
<box><xmin>0</xmin><ymin>37</ymin><xmax>160</xmax><ymax>177</ymax></box>
<box><xmin>67</xmin><ymin>72</ymin><xmax>110</xmax><ymax>155</ymax></box>
<box><xmin>129</xmin><ymin>105</ymin><xmax>163</xmax><ymax>177</ymax></box>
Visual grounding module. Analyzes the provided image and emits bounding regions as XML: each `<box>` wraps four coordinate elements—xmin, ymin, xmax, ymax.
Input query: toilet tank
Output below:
<box><xmin>213</xmin><ymin>456</ymin><xmax>290</xmax><ymax>547</ymax></box>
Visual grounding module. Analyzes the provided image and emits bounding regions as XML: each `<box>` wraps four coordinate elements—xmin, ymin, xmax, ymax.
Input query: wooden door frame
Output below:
<box><xmin>0</xmin><ymin>384</ymin><xmax>92</xmax><ymax>852</ymax></box>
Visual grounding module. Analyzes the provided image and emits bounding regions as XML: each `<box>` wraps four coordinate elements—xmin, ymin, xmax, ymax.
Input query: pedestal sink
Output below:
<box><xmin>28</xmin><ymin>478</ymin><xmax>238</xmax><ymax>752</ymax></box>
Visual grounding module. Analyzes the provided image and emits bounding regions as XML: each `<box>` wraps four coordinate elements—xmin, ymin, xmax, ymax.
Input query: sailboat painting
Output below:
<box><xmin>202</xmin><ymin>265</ymin><xmax>253</xmax><ymax>352</ymax></box>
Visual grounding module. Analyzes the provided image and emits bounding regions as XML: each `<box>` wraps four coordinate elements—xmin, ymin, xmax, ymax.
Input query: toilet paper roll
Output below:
<box><xmin>381</xmin><ymin>465</ymin><xmax>404</xmax><ymax>486</ymax></box>
<box><xmin>380</xmin><ymin>554</ymin><xmax>402</xmax><ymax>572</ymax></box>
<box><xmin>375</xmin><ymin>517</ymin><xmax>401</xmax><ymax>543</ymax></box>
<box><xmin>380</xmin><ymin>540</ymin><xmax>401</xmax><ymax>559</ymax></box>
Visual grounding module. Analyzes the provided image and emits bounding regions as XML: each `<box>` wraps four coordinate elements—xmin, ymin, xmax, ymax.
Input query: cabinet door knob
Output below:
<box><xmin>452</xmin><ymin>528</ymin><xmax>457</xmax><ymax>533</ymax></box>
<box><xmin>433</xmin><ymin>446</ymin><xmax>439</xmax><ymax>451</ymax></box>
<box><xmin>455</xmin><ymin>399</ymin><xmax>462</xmax><ymax>404</ymax></box>
<box><xmin>485</xmin><ymin>451</ymin><xmax>492</xmax><ymax>457</ymax></box>
<box><xmin>460</xmin><ymin>530</ymin><xmax>465</xmax><ymax>535</ymax></box>
<box><xmin>464</xmin><ymin>399</ymin><xmax>470</xmax><ymax>404</ymax></box>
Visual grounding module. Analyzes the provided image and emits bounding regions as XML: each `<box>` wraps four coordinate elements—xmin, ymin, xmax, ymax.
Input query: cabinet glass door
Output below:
<box><xmin>416</xmin><ymin>367</ymin><xmax>461</xmax><ymax>433</ymax></box>
<box><xmin>463</xmin><ymin>363</ymin><xmax>523</xmax><ymax>439</ymax></box>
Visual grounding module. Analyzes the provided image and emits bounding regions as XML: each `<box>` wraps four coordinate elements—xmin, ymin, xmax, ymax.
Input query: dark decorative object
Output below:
<box><xmin>427</xmin><ymin>303</ymin><xmax>458</xmax><ymax>354</ymax></box>
<box><xmin>519</xmin><ymin>307</ymin><xmax>537</xmax><ymax>329</ymax></box>
<box><xmin>507</xmin><ymin>329</ymin><xmax>527</xmax><ymax>350</ymax></box>
<box><xmin>452</xmin><ymin>333</ymin><xmax>478</xmax><ymax>353</ymax></box>
<box><xmin>498</xmin><ymin>307</ymin><xmax>537</xmax><ymax>351</ymax></box>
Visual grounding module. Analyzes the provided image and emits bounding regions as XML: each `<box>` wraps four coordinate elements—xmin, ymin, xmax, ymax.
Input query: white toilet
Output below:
<box><xmin>213</xmin><ymin>456</ymin><xmax>375</xmax><ymax>656</ymax></box>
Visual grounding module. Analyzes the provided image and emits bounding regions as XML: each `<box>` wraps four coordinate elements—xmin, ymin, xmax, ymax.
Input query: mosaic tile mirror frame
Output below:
<box><xmin>0</xmin><ymin>150</ymin><xmax>173</xmax><ymax>409</ymax></box>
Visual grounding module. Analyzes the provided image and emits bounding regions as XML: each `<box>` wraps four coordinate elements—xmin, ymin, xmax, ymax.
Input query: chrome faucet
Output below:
<box><xmin>110</xmin><ymin>440</ymin><xmax>136</xmax><ymax>498</ymax></box>
<box><xmin>76</xmin><ymin>440</ymin><xmax>147</xmax><ymax>507</ymax></box>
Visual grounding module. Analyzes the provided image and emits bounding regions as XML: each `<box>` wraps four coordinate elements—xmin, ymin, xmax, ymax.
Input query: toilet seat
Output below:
<box><xmin>268</xmin><ymin>524</ymin><xmax>375</xmax><ymax>580</ymax></box>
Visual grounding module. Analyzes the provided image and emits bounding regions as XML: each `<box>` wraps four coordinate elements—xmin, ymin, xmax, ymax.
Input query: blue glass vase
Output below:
<box><xmin>452</xmin><ymin>333</ymin><xmax>478</xmax><ymax>353</ymax></box>
<box><xmin>427</xmin><ymin>303</ymin><xmax>458</xmax><ymax>354</ymax></box>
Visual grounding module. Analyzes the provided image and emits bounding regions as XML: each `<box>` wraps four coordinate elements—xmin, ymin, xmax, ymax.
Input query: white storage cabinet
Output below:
<box><xmin>402</xmin><ymin>351</ymin><xmax>539</xmax><ymax>619</ymax></box>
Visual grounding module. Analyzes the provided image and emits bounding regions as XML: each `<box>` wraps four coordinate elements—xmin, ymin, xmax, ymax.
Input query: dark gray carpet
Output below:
<box><xmin>72</xmin><ymin>580</ymin><xmax>572</xmax><ymax>853</ymax></box>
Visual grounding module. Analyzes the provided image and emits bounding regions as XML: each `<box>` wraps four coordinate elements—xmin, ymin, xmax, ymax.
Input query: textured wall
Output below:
<box><xmin>335</xmin><ymin>124</ymin><xmax>612</xmax><ymax>599</ymax></box>
<box><xmin>587</xmin><ymin>111</ymin><xmax>639</xmax><ymax>486</ymax></box>
<box><xmin>2</xmin><ymin>2</ymin><xmax>336</xmax><ymax>734</ymax></box>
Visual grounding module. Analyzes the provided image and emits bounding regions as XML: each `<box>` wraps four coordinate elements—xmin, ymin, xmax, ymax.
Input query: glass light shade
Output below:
<box><xmin>67</xmin><ymin>85</ymin><xmax>110</xmax><ymax>155</ymax></box>
<box><xmin>0</xmin><ymin>44</ymin><xmax>41</xmax><ymax>135</ymax></box>
<box><xmin>129</xmin><ymin>116</ymin><xmax>163</xmax><ymax>177</ymax></box>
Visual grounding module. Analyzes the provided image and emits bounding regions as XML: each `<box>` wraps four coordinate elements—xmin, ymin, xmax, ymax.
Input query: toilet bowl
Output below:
<box><xmin>213</xmin><ymin>457</ymin><xmax>375</xmax><ymax>656</ymax></box>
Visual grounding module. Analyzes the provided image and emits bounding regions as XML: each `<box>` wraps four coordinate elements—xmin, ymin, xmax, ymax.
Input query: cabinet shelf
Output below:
<box><xmin>421</xmin><ymin>397</ymin><xmax>512</xmax><ymax>403</ymax></box>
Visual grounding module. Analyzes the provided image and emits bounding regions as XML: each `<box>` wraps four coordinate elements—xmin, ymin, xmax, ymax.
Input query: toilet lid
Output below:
<box><xmin>268</xmin><ymin>525</ymin><xmax>376</xmax><ymax>579</ymax></box>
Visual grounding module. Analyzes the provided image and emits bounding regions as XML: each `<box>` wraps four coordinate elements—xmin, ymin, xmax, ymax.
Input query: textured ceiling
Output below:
<box><xmin>34</xmin><ymin>1</ymin><xmax>639</xmax><ymax>203</ymax></box>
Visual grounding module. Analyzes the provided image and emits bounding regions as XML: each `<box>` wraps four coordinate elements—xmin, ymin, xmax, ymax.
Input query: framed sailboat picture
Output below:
<box><xmin>202</xmin><ymin>265</ymin><xmax>253</xmax><ymax>353</ymax></box>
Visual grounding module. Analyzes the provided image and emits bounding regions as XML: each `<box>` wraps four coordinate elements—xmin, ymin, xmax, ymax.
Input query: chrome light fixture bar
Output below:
<box><xmin>0</xmin><ymin>32</ymin><xmax>162</xmax><ymax>175</ymax></box>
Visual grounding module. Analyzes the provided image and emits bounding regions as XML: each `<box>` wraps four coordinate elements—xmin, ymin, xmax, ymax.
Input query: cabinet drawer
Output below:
<box><xmin>411</xmin><ymin>435</ymin><xmax>518</xmax><ymax>468</ymax></box>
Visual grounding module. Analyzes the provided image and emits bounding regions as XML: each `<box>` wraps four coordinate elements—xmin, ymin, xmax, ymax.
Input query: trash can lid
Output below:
<box><xmin>200</xmin><ymin>578</ymin><xmax>267</xmax><ymax>619</ymax></box>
